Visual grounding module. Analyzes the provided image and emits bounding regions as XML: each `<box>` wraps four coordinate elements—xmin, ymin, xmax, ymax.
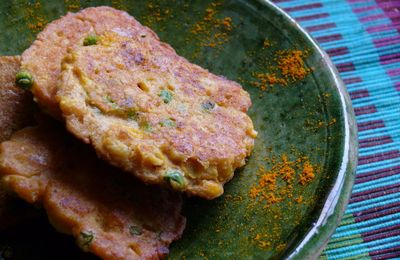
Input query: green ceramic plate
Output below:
<box><xmin>0</xmin><ymin>0</ymin><xmax>357</xmax><ymax>259</ymax></box>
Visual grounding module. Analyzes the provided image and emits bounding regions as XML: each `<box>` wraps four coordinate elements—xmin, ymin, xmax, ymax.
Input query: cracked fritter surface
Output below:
<box><xmin>0</xmin><ymin>118</ymin><xmax>185</xmax><ymax>259</ymax></box>
<box><xmin>21</xmin><ymin>6</ymin><xmax>158</xmax><ymax>118</ymax></box>
<box><xmin>57</xmin><ymin>31</ymin><xmax>257</xmax><ymax>199</ymax></box>
<box><xmin>0</xmin><ymin>56</ymin><xmax>37</xmax><ymax>229</ymax></box>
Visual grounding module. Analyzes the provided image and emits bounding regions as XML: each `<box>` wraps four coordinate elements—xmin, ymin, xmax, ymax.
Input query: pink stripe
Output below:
<box><xmin>336</xmin><ymin>62</ymin><xmax>355</xmax><ymax>73</ymax></box>
<box><xmin>388</xmin><ymin>68</ymin><xmax>400</xmax><ymax>77</ymax></box>
<box><xmin>363</xmin><ymin>224</ymin><xmax>400</xmax><ymax>240</ymax></box>
<box><xmin>375</xmin><ymin>0</ymin><xmax>400</xmax><ymax>9</ymax></box>
<box><xmin>348</xmin><ymin>0</ymin><xmax>369</xmax><ymax>2</ymax></box>
<box><xmin>295</xmin><ymin>13</ymin><xmax>329</xmax><ymax>22</ymax></box>
<box><xmin>380</xmin><ymin>53</ymin><xmax>400</xmax><ymax>65</ymax></box>
<box><xmin>358</xmin><ymin>150</ymin><xmax>400</xmax><ymax>165</ymax></box>
<box><xmin>354</xmin><ymin>105</ymin><xmax>377</xmax><ymax>116</ymax></box>
<box><xmin>353</xmin><ymin>5</ymin><xmax>378</xmax><ymax>13</ymax></box>
<box><xmin>354</xmin><ymin>202</ymin><xmax>400</xmax><ymax>219</ymax></box>
<box><xmin>326</xmin><ymin>47</ymin><xmax>349</xmax><ymax>57</ymax></box>
<box><xmin>357</xmin><ymin>120</ymin><xmax>385</xmax><ymax>132</ymax></box>
<box><xmin>360</xmin><ymin>13</ymin><xmax>386</xmax><ymax>23</ymax></box>
<box><xmin>306</xmin><ymin>23</ymin><xmax>336</xmax><ymax>32</ymax></box>
<box><xmin>356</xmin><ymin>165</ymin><xmax>400</xmax><ymax>179</ymax></box>
<box><xmin>283</xmin><ymin>3</ymin><xmax>322</xmax><ymax>12</ymax></box>
<box><xmin>396</xmin><ymin>82</ymin><xmax>400</xmax><ymax>91</ymax></box>
<box><xmin>367</xmin><ymin>22</ymin><xmax>400</xmax><ymax>33</ymax></box>
<box><xmin>359</xmin><ymin>135</ymin><xmax>393</xmax><ymax>148</ymax></box>
<box><xmin>350</xmin><ymin>187</ymin><xmax>400</xmax><ymax>203</ymax></box>
<box><xmin>349</xmin><ymin>89</ymin><xmax>369</xmax><ymax>99</ymax></box>
<box><xmin>374</xmin><ymin>35</ymin><xmax>400</xmax><ymax>48</ymax></box>
<box><xmin>344</xmin><ymin>77</ymin><xmax>362</xmax><ymax>85</ymax></box>
<box><xmin>370</xmin><ymin>246</ymin><xmax>400</xmax><ymax>257</ymax></box>
<box><xmin>371</xmin><ymin>252</ymin><xmax>400</xmax><ymax>260</ymax></box>
<box><xmin>350</xmin><ymin>182</ymin><xmax>400</xmax><ymax>202</ymax></box>
<box><xmin>316</xmin><ymin>34</ymin><xmax>343</xmax><ymax>43</ymax></box>
<box><xmin>362</xmin><ymin>11</ymin><xmax>400</xmax><ymax>23</ymax></box>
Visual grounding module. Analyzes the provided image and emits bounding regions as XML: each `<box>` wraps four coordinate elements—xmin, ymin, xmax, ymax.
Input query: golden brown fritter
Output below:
<box><xmin>21</xmin><ymin>6</ymin><xmax>158</xmax><ymax>118</ymax></box>
<box><xmin>0</xmin><ymin>56</ymin><xmax>37</xmax><ymax>229</ymax></box>
<box><xmin>0</xmin><ymin>118</ymin><xmax>185</xmax><ymax>259</ymax></box>
<box><xmin>0</xmin><ymin>56</ymin><xmax>36</xmax><ymax>142</ymax></box>
<box><xmin>57</xmin><ymin>31</ymin><xmax>257</xmax><ymax>199</ymax></box>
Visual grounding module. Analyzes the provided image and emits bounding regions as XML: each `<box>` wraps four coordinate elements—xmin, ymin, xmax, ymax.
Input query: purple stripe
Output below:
<box><xmin>363</xmin><ymin>227</ymin><xmax>400</xmax><ymax>242</ymax></box>
<box><xmin>356</xmin><ymin>165</ymin><xmax>400</xmax><ymax>179</ymax></box>
<box><xmin>358</xmin><ymin>150</ymin><xmax>400</xmax><ymax>165</ymax></box>
<box><xmin>371</xmin><ymin>252</ymin><xmax>400</xmax><ymax>260</ymax></box>
<box><xmin>367</xmin><ymin>22</ymin><xmax>400</xmax><ymax>33</ymax></box>
<box><xmin>350</xmin><ymin>186</ymin><xmax>400</xmax><ymax>204</ymax></box>
<box><xmin>354</xmin><ymin>202</ymin><xmax>400</xmax><ymax>219</ymax></box>
<box><xmin>354</xmin><ymin>105</ymin><xmax>377</xmax><ymax>116</ymax></box>
<box><xmin>352</xmin><ymin>182</ymin><xmax>400</xmax><ymax>198</ymax></box>
<box><xmin>315</xmin><ymin>34</ymin><xmax>343</xmax><ymax>43</ymax></box>
<box><xmin>283</xmin><ymin>3</ymin><xmax>322</xmax><ymax>12</ymax></box>
<box><xmin>375</xmin><ymin>0</ymin><xmax>400</xmax><ymax>9</ymax></box>
<box><xmin>374</xmin><ymin>35</ymin><xmax>400</xmax><ymax>48</ymax></box>
<box><xmin>353</xmin><ymin>5</ymin><xmax>378</xmax><ymax>13</ymax></box>
<box><xmin>360</xmin><ymin>13</ymin><xmax>386</xmax><ymax>23</ymax></box>
<box><xmin>336</xmin><ymin>62</ymin><xmax>355</xmax><ymax>73</ymax></box>
<box><xmin>306</xmin><ymin>23</ymin><xmax>336</xmax><ymax>32</ymax></box>
<box><xmin>370</xmin><ymin>246</ymin><xmax>400</xmax><ymax>256</ymax></box>
<box><xmin>326</xmin><ymin>46</ymin><xmax>349</xmax><ymax>57</ymax></box>
<box><xmin>388</xmin><ymin>68</ymin><xmax>400</xmax><ymax>77</ymax></box>
<box><xmin>364</xmin><ymin>224</ymin><xmax>400</xmax><ymax>239</ymax></box>
<box><xmin>295</xmin><ymin>13</ymin><xmax>329</xmax><ymax>22</ymax></box>
<box><xmin>357</xmin><ymin>120</ymin><xmax>385</xmax><ymax>132</ymax></box>
<box><xmin>359</xmin><ymin>136</ymin><xmax>393</xmax><ymax>149</ymax></box>
<box><xmin>396</xmin><ymin>82</ymin><xmax>400</xmax><ymax>91</ymax></box>
<box><xmin>349</xmin><ymin>89</ymin><xmax>369</xmax><ymax>99</ymax></box>
<box><xmin>355</xmin><ymin>206</ymin><xmax>400</xmax><ymax>222</ymax></box>
<box><xmin>362</xmin><ymin>11</ymin><xmax>400</xmax><ymax>23</ymax></box>
<box><xmin>343</xmin><ymin>77</ymin><xmax>362</xmax><ymax>85</ymax></box>
<box><xmin>355</xmin><ymin>169</ymin><xmax>400</xmax><ymax>184</ymax></box>
<box><xmin>380</xmin><ymin>52</ymin><xmax>400</xmax><ymax>64</ymax></box>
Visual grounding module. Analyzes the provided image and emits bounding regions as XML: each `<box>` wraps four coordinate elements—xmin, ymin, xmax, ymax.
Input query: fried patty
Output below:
<box><xmin>0</xmin><ymin>56</ymin><xmax>37</xmax><ymax>229</ymax></box>
<box><xmin>0</xmin><ymin>118</ymin><xmax>185</xmax><ymax>259</ymax></box>
<box><xmin>57</xmin><ymin>31</ymin><xmax>257</xmax><ymax>199</ymax></box>
<box><xmin>0</xmin><ymin>56</ymin><xmax>36</xmax><ymax>142</ymax></box>
<box><xmin>21</xmin><ymin>6</ymin><xmax>157</xmax><ymax>118</ymax></box>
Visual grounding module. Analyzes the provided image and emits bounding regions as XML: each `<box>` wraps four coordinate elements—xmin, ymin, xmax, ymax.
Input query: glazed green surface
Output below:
<box><xmin>0</xmin><ymin>0</ymin><xmax>357</xmax><ymax>259</ymax></box>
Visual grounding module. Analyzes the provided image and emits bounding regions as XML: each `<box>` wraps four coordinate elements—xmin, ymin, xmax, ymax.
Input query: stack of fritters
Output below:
<box><xmin>0</xmin><ymin>6</ymin><xmax>256</xmax><ymax>259</ymax></box>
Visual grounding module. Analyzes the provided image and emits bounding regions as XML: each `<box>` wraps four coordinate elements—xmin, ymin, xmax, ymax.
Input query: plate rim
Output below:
<box><xmin>259</xmin><ymin>1</ymin><xmax>359</xmax><ymax>259</ymax></box>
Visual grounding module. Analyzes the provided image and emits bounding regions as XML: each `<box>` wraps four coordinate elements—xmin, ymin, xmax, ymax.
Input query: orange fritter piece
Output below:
<box><xmin>57</xmin><ymin>31</ymin><xmax>257</xmax><ymax>199</ymax></box>
<box><xmin>0</xmin><ymin>56</ymin><xmax>36</xmax><ymax>142</ymax></box>
<box><xmin>21</xmin><ymin>6</ymin><xmax>158</xmax><ymax>118</ymax></box>
<box><xmin>0</xmin><ymin>118</ymin><xmax>185</xmax><ymax>259</ymax></box>
<box><xmin>0</xmin><ymin>56</ymin><xmax>37</xmax><ymax>229</ymax></box>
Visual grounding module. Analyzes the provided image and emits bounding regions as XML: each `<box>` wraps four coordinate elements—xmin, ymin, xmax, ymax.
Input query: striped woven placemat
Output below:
<box><xmin>272</xmin><ymin>0</ymin><xmax>400</xmax><ymax>259</ymax></box>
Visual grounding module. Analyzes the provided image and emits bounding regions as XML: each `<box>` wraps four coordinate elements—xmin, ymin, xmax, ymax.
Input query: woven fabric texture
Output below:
<box><xmin>272</xmin><ymin>0</ymin><xmax>400</xmax><ymax>259</ymax></box>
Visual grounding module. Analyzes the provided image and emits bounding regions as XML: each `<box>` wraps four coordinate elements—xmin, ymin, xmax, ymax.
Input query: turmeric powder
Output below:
<box><xmin>251</xmin><ymin>48</ymin><xmax>310</xmax><ymax>91</ymax></box>
<box><xmin>249</xmin><ymin>153</ymin><xmax>316</xmax><ymax>207</ymax></box>
<box><xmin>190</xmin><ymin>1</ymin><xmax>234</xmax><ymax>50</ymax></box>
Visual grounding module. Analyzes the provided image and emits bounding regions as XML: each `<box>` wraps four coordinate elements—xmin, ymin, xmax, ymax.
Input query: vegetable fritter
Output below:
<box><xmin>21</xmin><ymin>6</ymin><xmax>158</xmax><ymax>118</ymax></box>
<box><xmin>0</xmin><ymin>56</ymin><xmax>37</xmax><ymax>229</ymax></box>
<box><xmin>0</xmin><ymin>118</ymin><xmax>185</xmax><ymax>259</ymax></box>
<box><xmin>57</xmin><ymin>31</ymin><xmax>257</xmax><ymax>199</ymax></box>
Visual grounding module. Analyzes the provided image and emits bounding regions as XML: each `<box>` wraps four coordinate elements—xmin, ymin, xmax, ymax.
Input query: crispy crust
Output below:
<box><xmin>21</xmin><ymin>6</ymin><xmax>158</xmax><ymax>118</ymax></box>
<box><xmin>0</xmin><ymin>118</ymin><xmax>185</xmax><ymax>259</ymax></box>
<box><xmin>0</xmin><ymin>56</ymin><xmax>37</xmax><ymax>229</ymax></box>
<box><xmin>57</xmin><ymin>31</ymin><xmax>257</xmax><ymax>199</ymax></box>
